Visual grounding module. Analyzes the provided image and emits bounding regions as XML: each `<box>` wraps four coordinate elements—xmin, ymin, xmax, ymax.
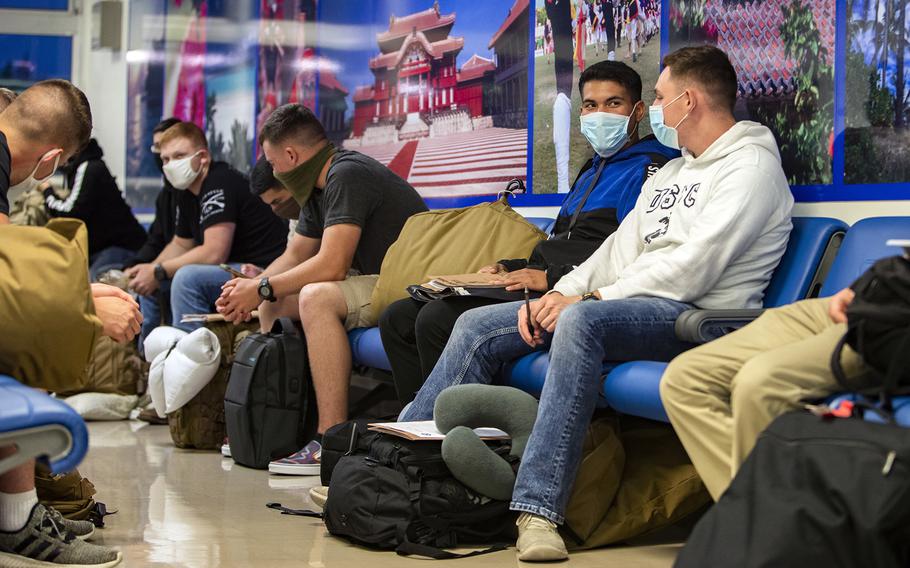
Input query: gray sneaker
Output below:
<box><xmin>0</xmin><ymin>503</ymin><xmax>121</xmax><ymax>567</ymax></box>
<box><xmin>46</xmin><ymin>507</ymin><xmax>95</xmax><ymax>541</ymax></box>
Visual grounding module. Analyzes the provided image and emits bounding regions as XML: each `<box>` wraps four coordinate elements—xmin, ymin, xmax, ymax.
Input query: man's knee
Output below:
<box><xmin>730</xmin><ymin>354</ymin><xmax>781</xmax><ymax>408</ymax></box>
<box><xmin>380</xmin><ymin>298</ymin><xmax>417</xmax><ymax>337</ymax></box>
<box><xmin>171</xmin><ymin>263</ymin><xmax>208</xmax><ymax>292</ymax></box>
<box><xmin>416</xmin><ymin>299</ymin><xmax>457</xmax><ymax>339</ymax></box>
<box><xmin>298</xmin><ymin>282</ymin><xmax>344</xmax><ymax>322</ymax></box>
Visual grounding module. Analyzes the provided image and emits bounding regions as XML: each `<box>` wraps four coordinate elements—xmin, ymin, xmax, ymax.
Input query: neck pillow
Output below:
<box><xmin>162</xmin><ymin>328</ymin><xmax>221</xmax><ymax>414</ymax></box>
<box><xmin>434</xmin><ymin>384</ymin><xmax>539</xmax><ymax>501</ymax></box>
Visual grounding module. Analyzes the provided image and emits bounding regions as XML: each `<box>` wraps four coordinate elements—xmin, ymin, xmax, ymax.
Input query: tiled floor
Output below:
<box><xmin>78</xmin><ymin>421</ymin><xmax>685</xmax><ymax>567</ymax></box>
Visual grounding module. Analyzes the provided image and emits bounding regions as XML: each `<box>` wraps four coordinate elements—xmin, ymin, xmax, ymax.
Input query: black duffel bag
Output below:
<box><xmin>323</xmin><ymin>427</ymin><xmax>517</xmax><ymax>559</ymax></box>
<box><xmin>224</xmin><ymin>317</ymin><xmax>318</xmax><ymax>469</ymax></box>
<box><xmin>831</xmin><ymin>255</ymin><xmax>910</xmax><ymax>413</ymax></box>
<box><xmin>675</xmin><ymin>411</ymin><xmax>910</xmax><ymax>568</ymax></box>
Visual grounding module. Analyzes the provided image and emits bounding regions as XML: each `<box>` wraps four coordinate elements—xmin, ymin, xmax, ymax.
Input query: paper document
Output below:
<box><xmin>368</xmin><ymin>420</ymin><xmax>509</xmax><ymax>441</ymax></box>
<box><xmin>426</xmin><ymin>273</ymin><xmax>508</xmax><ymax>288</ymax></box>
<box><xmin>180</xmin><ymin>311</ymin><xmax>259</xmax><ymax>324</ymax></box>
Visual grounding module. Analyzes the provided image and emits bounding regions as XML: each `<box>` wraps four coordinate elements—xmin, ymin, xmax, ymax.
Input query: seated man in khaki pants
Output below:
<box><xmin>660</xmin><ymin>288</ymin><xmax>869</xmax><ymax>501</ymax></box>
<box><xmin>216</xmin><ymin>104</ymin><xmax>427</xmax><ymax>475</ymax></box>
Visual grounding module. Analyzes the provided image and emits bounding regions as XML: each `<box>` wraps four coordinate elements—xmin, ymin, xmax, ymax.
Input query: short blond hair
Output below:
<box><xmin>159</xmin><ymin>121</ymin><xmax>208</xmax><ymax>151</ymax></box>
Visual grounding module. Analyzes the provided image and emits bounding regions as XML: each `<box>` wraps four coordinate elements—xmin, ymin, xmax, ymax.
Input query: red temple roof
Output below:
<box><xmin>457</xmin><ymin>54</ymin><xmax>495</xmax><ymax>82</ymax></box>
<box><xmin>378</xmin><ymin>5</ymin><xmax>456</xmax><ymax>44</ymax></box>
<box><xmin>352</xmin><ymin>85</ymin><xmax>374</xmax><ymax>103</ymax></box>
<box><xmin>489</xmin><ymin>0</ymin><xmax>529</xmax><ymax>49</ymax></box>
<box><xmin>319</xmin><ymin>69</ymin><xmax>348</xmax><ymax>96</ymax></box>
<box><xmin>369</xmin><ymin>32</ymin><xmax>464</xmax><ymax>70</ymax></box>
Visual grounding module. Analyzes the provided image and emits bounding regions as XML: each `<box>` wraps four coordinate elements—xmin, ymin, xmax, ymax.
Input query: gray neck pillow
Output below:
<box><xmin>433</xmin><ymin>384</ymin><xmax>539</xmax><ymax>501</ymax></box>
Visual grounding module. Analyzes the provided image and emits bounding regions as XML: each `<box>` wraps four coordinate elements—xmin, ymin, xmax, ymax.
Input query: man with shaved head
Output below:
<box><xmin>0</xmin><ymin>79</ymin><xmax>128</xmax><ymax>566</ymax></box>
<box><xmin>0</xmin><ymin>79</ymin><xmax>92</xmax><ymax>225</ymax></box>
<box><xmin>0</xmin><ymin>88</ymin><xmax>15</xmax><ymax>113</ymax></box>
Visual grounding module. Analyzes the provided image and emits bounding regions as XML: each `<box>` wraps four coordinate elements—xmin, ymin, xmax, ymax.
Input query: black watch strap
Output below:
<box><xmin>154</xmin><ymin>264</ymin><xmax>167</xmax><ymax>281</ymax></box>
<box><xmin>258</xmin><ymin>277</ymin><xmax>277</xmax><ymax>302</ymax></box>
<box><xmin>581</xmin><ymin>292</ymin><xmax>598</xmax><ymax>302</ymax></box>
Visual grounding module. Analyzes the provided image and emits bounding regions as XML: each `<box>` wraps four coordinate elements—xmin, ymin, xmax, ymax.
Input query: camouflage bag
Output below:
<box><xmin>35</xmin><ymin>463</ymin><xmax>109</xmax><ymax>528</ymax></box>
<box><xmin>168</xmin><ymin>320</ymin><xmax>257</xmax><ymax>450</ymax></box>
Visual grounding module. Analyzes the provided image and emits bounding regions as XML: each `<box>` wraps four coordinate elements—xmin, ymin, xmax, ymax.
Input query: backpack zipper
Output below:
<box><xmin>763</xmin><ymin>431</ymin><xmax>901</xmax><ymax>476</ymax></box>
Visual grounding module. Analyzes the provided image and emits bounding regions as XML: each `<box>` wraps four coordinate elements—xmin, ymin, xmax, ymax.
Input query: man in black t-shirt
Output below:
<box><xmin>217</xmin><ymin>104</ymin><xmax>427</xmax><ymax>475</ymax></box>
<box><xmin>126</xmin><ymin>122</ymin><xmax>288</xmax><ymax>343</ymax></box>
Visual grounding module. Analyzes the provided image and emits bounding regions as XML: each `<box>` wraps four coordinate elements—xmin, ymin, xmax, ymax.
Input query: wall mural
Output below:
<box><xmin>122</xmin><ymin>0</ymin><xmax>910</xmax><ymax>208</ymax></box>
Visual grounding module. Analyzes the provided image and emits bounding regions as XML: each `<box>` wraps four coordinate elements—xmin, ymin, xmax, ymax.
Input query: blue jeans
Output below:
<box><xmin>139</xmin><ymin>264</ymin><xmax>239</xmax><ymax>343</ymax></box>
<box><xmin>401</xmin><ymin>298</ymin><xmax>696</xmax><ymax>524</ymax></box>
<box><xmin>89</xmin><ymin>246</ymin><xmax>138</xmax><ymax>281</ymax></box>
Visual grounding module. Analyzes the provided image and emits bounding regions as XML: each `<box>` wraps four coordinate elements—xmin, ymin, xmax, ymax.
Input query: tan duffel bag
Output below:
<box><xmin>370</xmin><ymin>197</ymin><xmax>547</xmax><ymax>318</ymax></box>
<box><xmin>0</xmin><ymin>219</ymin><xmax>100</xmax><ymax>392</ymax></box>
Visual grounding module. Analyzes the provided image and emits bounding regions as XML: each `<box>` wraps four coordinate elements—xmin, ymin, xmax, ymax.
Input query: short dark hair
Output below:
<box><xmin>663</xmin><ymin>45</ymin><xmax>738</xmax><ymax>114</ymax></box>
<box><xmin>5</xmin><ymin>79</ymin><xmax>92</xmax><ymax>154</ymax></box>
<box><xmin>153</xmin><ymin>117</ymin><xmax>181</xmax><ymax>135</ymax></box>
<box><xmin>259</xmin><ymin>104</ymin><xmax>327</xmax><ymax>148</ymax></box>
<box><xmin>0</xmin><ymin>88</ymin><xmax>16</xmax><ymax>112</ymax></box>
<box><xmin>578</xmin><ymin>61</ymin><xmax>643</xmax><ymax>102</ymax></box>
<box><xmin>250</xmin><ymin>155</ymin><xmax>282</xmax><ymax>195</ymax></box>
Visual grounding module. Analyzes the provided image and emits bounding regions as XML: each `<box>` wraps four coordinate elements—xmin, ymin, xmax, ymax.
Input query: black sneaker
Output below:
<box><xmin>0</xmin><ymin>504</ymin><xmax>121</xmax><ymax>566</ymax></box>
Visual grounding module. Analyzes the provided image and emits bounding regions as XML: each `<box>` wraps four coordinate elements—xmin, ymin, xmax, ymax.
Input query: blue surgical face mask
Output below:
<box><xmin>579</xmin><ymin>102</ymin><xmax>641</xmax><ymax>158</ymax></box>
<box><xmin>649</xmin><ymin>91</ymin><xmax>690</xmax><ymax>150</ymax></box>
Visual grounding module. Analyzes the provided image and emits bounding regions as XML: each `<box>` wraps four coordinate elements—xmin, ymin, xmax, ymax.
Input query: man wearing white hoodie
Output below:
<box><xmin>400</xmin><ymin>45</ymin><xmax>794</xmax><ymax>561</ymax></box>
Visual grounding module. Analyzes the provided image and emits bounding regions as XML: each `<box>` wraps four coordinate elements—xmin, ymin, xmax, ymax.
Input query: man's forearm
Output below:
<box><xmin>269</xmin><ymin>255</ymin><xmax>347</xmax><ymax>298</ymax></box>
<box><xmin>260</xmin><ymin>249</ymin><xmax>305</xmax><ymax>280</ymax></box>
<box><xmin>160</xmin><ymin>245</ymin><xmax>226</xmax><ymax>278</ymax></box>
<box><xmin>154</xmin><ymin>240</ymin><xmax>190</xmax><ymax>264</ymax></box>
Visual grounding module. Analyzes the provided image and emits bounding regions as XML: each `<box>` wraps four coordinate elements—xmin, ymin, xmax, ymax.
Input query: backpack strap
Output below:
<box><xmin>563</xmin><ymin>158</ymin><xmax>608</xmax><ymax>238</ymax></box>
<box><xmin>265</xmin><ymin>502</ymin><xmax>323</xmax><ymax>519</ymax></box>
<box><xmin>395</xmin><ymin>539</ymin><xmax>509</xmax><ymax>559</ymax></box>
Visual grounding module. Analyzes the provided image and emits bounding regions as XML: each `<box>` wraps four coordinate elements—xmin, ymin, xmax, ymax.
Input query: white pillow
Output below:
<box><xmin>144</xmin><ymin>326</ymin><xmax>187</xmax><ymax>363</ymax></box>
<box><xmin>64</xmin><ymin>393</ymin><xmax>139</xmax><ymax>421</ymax></box>
<box><xmin>148</xmin><ymin>349</ymin><xmax>169</xmax><ymax>418</ymax></box>
<box><xmin>163</xmin><ymin>328</ymin><xmax>221</xmax><ymax>414</ymax></box>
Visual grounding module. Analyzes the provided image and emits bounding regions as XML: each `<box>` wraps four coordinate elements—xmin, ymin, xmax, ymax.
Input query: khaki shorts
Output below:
<box><xmin>337</xmin><ymin>274</ymin><xmax>379</xmax><ymax>330</ymax></box>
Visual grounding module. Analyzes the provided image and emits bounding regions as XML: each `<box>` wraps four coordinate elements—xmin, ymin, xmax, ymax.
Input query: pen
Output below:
<box><xmin>524</xmin><ymin>286</ymin><xmax>535</xmax><ymax>338</ymax></box>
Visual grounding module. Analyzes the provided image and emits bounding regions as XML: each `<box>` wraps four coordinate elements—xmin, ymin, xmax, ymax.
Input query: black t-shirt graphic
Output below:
<box><xmin>175</xmin><ymin>161</ymin><xmax>288</xmax><ymax>267</ymax></box>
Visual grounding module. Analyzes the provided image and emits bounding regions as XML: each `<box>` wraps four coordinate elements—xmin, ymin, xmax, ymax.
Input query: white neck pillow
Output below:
<box><xmin>148</xmin><ymin>349</ymin><xmax>169</xmax><ymax>418</ymax></box>
<box><xmin>163</xmin><ymin>327</ymin><xmax>221</xmax><ymax>414</ymax></box>
<box><xmin>144</xmin><ymin>326</ymin><xmax>188</xmax><ymax>363</ymax></box>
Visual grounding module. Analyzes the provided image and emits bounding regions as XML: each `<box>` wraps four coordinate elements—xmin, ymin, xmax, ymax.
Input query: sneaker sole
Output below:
<box><xmin>516</xmin><ymin>544</ymin><xmax>569</xmax><ymax>562</ymax></box>
<box><xmin>221</xmin><ymin>446</ymin><xmax>231</xmax><ymax>458</ymax></box>
<box><xmin>76</xmin><ymin>526</ymin><xmax>95</xmax><ymax>541</ymax></box>
<box><xmin>0</xmin><ymin>550</ymin><xmax>122</xmax><ymax>568</ymax></box>
<box><xmin>268</xmin><ymin>463</ymin><xmax>321</xmax><ymax>476</ymax></box>
<box><xmin>309</xmin><ymin>487</ymin><xmax>328</xmax><ymax>509</ymax></box>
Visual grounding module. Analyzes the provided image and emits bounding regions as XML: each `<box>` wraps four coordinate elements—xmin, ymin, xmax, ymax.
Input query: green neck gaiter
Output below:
<box><xmin>274</xmin><ymin>143</ymin><xmax>337</xmax><ymax>205</ymax></box>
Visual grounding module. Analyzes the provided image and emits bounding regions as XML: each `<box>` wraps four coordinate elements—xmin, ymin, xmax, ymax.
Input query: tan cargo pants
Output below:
<box><xmin>659</xmin><ymin>298</ymin><xmax>870</xmax><ymax>500</ymax></box>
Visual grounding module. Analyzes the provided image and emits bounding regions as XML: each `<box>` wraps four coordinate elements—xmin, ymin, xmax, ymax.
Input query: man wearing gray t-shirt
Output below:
<box><xmin>217</xmin><ymin>104</ymin><xmax>427</xmax><ymax>475</ymax></box>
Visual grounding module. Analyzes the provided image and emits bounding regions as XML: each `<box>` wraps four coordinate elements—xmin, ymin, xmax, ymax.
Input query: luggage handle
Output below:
<box><xmin>265</xmin><ymin>502</ymin><xmax>322</xmax><ymax>519</ymax></box>
<box><xmin>271</xmin><ymin>317</ymin><xmax>301</xmax><ymax>339</ymax></box>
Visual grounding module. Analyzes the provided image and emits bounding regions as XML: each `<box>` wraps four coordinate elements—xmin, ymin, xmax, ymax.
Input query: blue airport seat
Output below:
<box><xmin>602</xmin><ymin>216</ymin><xmax>910</xmax><ymax>423</ymax></box>
<box><xmin>500</xmin><ymin>217</ymin><xmax>848</xmax><ymax>413</ymax></box>
<box><xmin>523</xmin><ymin>217</ymin><xmax>556</xmax><ymax>234</ymax></box>
<box><xmin>0</xmin><ymin>376</ymin><xmax>89</xmax><ymax>475</ymax></box>
<box><xmin>348</xmin><ymin>327</ymin><xmax>391</xmax><ymax>372</ymax></box>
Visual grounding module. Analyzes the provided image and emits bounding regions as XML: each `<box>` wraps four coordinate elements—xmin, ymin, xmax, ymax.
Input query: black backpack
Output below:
<box><xmin>223</xmin><ymin>317</ymin><xmax>317</xmax><ymax>469</ymax></box>
<box><xmin>831</xmin><ymin>255</ymin><xmax>910</xmax><ymax>413</ymax></box>
<box><xmin>675</xmin><ymin>411</ymin><xmax>910</xmax><ymax>568</ymax></box>
<box><xmin>321</xmin><ymin>423</ymin><xmax>518</xmax><ymax>559</ymax></box>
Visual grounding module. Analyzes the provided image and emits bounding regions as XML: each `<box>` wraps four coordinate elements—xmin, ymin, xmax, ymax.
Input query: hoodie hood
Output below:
<box><xmin>682</xmin><ymin>121</ymin><xmax>781</xmax><ymax>165</ymax></box>
<box><xmin>59</xmin><ymin>138</ymin><xmax>103</xmax><ymax>176</ymax></box>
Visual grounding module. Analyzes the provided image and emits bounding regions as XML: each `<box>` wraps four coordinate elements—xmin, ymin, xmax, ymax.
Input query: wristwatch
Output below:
<box><xmin>581</xmin><ymin>291</ymin><xmax>599</xmax><ymax>302</ymax></box>
<box><xmin>153</xmin><ymin>264</ymin><xmax>167</xmax><ymax>281</ymax></box>
<box><xmin>258</xmin><ymin>277</ymin><xmax>277</xmax><ymax>302</ymax></box>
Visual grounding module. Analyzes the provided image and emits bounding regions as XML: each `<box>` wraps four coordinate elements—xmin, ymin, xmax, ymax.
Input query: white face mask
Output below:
<box><xmin>162</xmin><ymin>151</ymin><xmax>203</xmax><ymax>190</ymax></box>
<box><xmin>9</xmin><ymin>150</ymin><xmax>61</xmax><ymax>194</ymax></box>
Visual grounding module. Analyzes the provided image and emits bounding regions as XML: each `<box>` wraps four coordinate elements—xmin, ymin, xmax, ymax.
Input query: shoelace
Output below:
<box><xmin>38</xmin><ymin>508</ymin><xmax>76</xmax><ymax>545</ymax></box>
<box><xmin>518</xmin><ymin>514</ymin><xmax>556</xmax><ymax>532</ymax></box>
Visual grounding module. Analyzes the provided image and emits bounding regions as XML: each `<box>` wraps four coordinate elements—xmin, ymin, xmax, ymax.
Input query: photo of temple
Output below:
<box><xmin>340</xmin><ymin>0</ymin><xmax>530</xmax><ymax>199</ymax></box>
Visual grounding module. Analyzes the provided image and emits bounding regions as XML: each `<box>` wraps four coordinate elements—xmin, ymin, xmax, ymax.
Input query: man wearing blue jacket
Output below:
<box><xmin>379</xmin><ymin>61</ymin><xmax>679</xmax><ymax>405</ymax></box>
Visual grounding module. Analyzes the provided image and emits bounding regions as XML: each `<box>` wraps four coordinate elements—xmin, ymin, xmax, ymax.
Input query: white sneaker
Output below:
<box><xmin>309</xmin><ymin>486</ymin><xmax>329</xmax><ymax>509</ymax></box>
<box><xmin>515</xmin><ymin>513</ymin><xmax>568</xmax><ymax>562</ymax></box>
<box><xmin>221</xmin><ymin>438</ymin><xmax>231</xmax><ymax>458</ymax></box>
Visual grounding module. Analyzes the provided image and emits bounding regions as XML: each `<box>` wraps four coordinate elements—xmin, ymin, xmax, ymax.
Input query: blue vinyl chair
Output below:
<box><xmin>0</xmin><ymin>376</ymin><xmax>89</xmax><ymax>475</ymax></box>
<box><xmin>603</xmin><ymin>216</ymin><xmax>910</xmax><ymax>423</ymax></box>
